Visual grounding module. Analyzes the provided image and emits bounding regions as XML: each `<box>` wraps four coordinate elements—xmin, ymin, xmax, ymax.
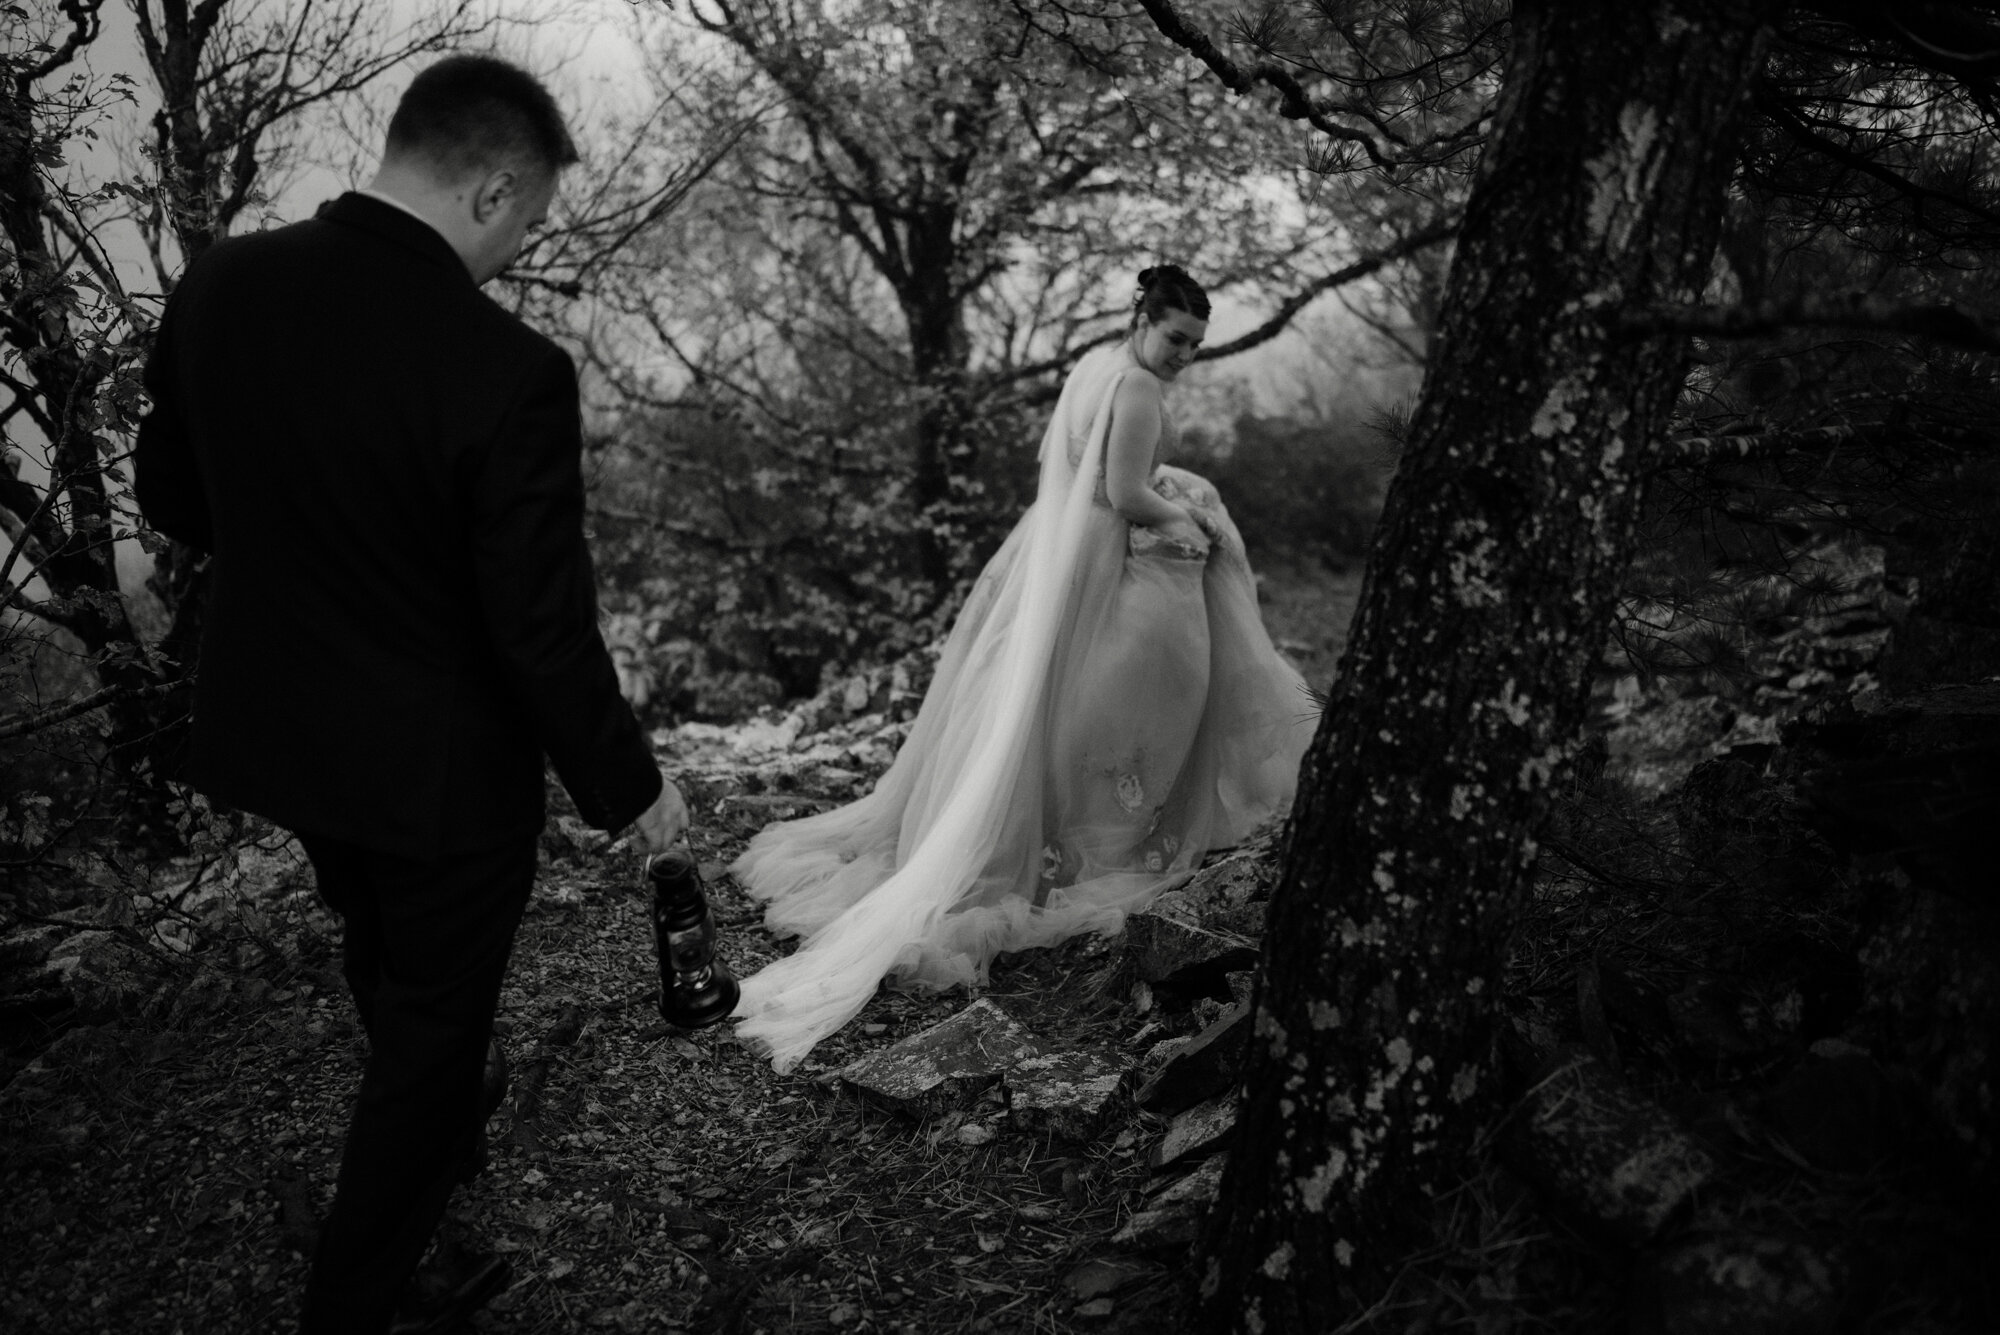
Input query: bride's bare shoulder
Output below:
<box><xmin>1112</xmin><ymin>368</ymin><xmax>1163</xmax><ymax>411</ymax></box>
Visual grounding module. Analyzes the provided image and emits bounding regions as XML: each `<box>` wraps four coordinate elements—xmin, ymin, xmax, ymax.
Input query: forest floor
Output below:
<box><xmin>0</xmin><ymin>829</ymin><xmax>1192</xmax><ymax>1335</ymax></box>
<box><xmin>0</xmin><ymin>560</ymin><xmax>1358</xmax><ymax>1335</ymax></box>
<box><xmin>2</xmin><ymin>553</ymin><xmax>1987</xmax><ymax>1334</ymax></box>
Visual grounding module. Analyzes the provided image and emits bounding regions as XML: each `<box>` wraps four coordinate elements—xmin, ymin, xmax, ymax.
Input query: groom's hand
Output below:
<box><xmin>630</xmin><ymin>771</ymin><xmax>690</xmax><ymax>853</ymax></box>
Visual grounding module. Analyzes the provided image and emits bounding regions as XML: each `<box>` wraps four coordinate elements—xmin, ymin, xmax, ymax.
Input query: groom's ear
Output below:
<box><xmin>469</xmin><ymin>168</ymin><xmax>520</xmax><ymax>225</ymax></box>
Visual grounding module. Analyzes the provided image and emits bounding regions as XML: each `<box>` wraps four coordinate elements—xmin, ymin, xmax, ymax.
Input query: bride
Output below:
<box><xmin>729</xmin><ymin>265</ymin><xmax>1317</xmax><ymax>1072</ymax></box>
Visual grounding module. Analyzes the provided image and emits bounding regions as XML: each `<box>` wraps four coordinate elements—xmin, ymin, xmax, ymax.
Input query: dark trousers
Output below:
<box><xmin>295</xmin><ymin>831</ymin><xmax>537</xmax><ymax>1335</ymax></box>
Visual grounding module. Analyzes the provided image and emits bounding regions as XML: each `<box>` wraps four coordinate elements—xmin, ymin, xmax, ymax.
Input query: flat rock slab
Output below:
<box><xmin>1137</xmin><ymin>1003</ymin><xmax>1251</xmax><ymax>1114</ymax></box>
<box><xmin>1111</xmin><ymin>1153</ymin><xmax>1228</xmax><ymax>1252</ymax></box>
<box><xmin>1512</xmin><ymin>1047</ymin><xmax>1716</xmax><ymax>1247</ymax></box>
<box><xmin>1150</xmin><ymin>1093</ymin><xmax>1237</xmax><ymax>1169</ymax></box>
<box><xmin>840</xmin><ymin>998</ymin><xmax>1043</xmax><ymax>1119</ymax></box>
<box><xmin>1005</xmin><ymin>1050</ymin><xmax>1133</xmax><ymax>1141</ymax></box>
<box><xmin>1120</xmin><ymin>911</ymin><xmax>1257</xmax><ymax>989</ymax></box>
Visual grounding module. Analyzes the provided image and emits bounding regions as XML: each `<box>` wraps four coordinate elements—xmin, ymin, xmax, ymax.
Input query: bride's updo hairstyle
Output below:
<box><xmin>1132</xmin><ymin>264</ymin><xmax>1211</xmax><ymax>329</ymax></box>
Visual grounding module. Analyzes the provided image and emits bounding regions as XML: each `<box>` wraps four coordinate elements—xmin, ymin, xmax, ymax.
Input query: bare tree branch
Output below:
<box><xmin>0</xmin><ymin>680</ymin><xmax>179</xmax><ymax>743</ymax></box>
<box><xmin>1621</xmin><ymin>293</ymin><xmax>2000</xmax><ymax>353</ymax></box>
<box><xmin>20</xmin><ymin>0</ymin><xmax>107</xmax><ymax>86</ymax></box>
<box><xmin>1200</xmin><ymin>217</ymin><xmax>1459</xmax><ymax>361</ymax></box>
<box><xmin>1132</xmin><ymin>0</ymin><xmax>1398</xmax><ymax>167</ymax></box>
<box><xmin>1649</xmin><ymin>419</ymin><xmax>1993</xmax><ymax>471</ymax></box>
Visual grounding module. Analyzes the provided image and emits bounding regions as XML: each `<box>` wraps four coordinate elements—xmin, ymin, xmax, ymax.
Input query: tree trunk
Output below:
<box><xmin>1195</xmin><ymin>2</ymin><xmax>1781</xmax><ymax>1329</ymax></box>
<box><xmin>902</xmin><ymin>211</ymin><xmax>974</xmax><ymax>593</ymax></box>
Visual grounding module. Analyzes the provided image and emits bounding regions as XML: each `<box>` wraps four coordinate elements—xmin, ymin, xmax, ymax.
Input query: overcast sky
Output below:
<box><xmin>69</xmin><ymin>0</ymin><xmax>656</xmax><ymax>249</ymax></box>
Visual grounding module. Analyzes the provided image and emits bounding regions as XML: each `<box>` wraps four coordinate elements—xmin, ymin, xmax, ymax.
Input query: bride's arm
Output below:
<box><xmin>1105</xmin><ymin>375</ymin><xmax>1203</xmax><ymax>539</ymax></box>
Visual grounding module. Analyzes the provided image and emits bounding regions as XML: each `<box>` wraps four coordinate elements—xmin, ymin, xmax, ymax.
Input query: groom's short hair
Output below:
<box><xmin>386</xmin><ymin>54</ymin><xmax>579</xmax><ymax>180</ymax></box>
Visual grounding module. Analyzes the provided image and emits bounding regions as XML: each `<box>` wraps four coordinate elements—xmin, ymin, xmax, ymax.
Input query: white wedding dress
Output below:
<box><xmin>728</xmin><ymin>341</ymin><xmax>1317</xmax><ymax>1071</ymax></box>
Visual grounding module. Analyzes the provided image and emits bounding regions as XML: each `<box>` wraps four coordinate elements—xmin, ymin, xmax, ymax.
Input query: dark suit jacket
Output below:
<box><xmin>135</xmin><ymin>193</ymin><xmax>661</xmax><ymax>861</ymax></box>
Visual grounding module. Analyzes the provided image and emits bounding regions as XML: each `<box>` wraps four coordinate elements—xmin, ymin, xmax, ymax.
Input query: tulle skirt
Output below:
<box><xmin>728</xmin><ymin>469</ymin><xmax>1315</xmax><ymax>1070</ymax></box>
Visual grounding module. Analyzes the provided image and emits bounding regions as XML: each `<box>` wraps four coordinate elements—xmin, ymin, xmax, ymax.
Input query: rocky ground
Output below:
<box><xmin>2</xmin><ymin>551</ymin><xmax>1993</xmax><ymax>1333</ymax></box>
<box><xmin>0</xmin><ymin>711</ymin><xmax>1304</xmax><ymax>1333</ymax></box>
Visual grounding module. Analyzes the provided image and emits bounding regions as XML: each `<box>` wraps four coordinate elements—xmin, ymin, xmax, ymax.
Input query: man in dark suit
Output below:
<box><xmin>135</xmin><ymin>55</ymin><xmax>685</xmax><ymax>1334</ymax></box>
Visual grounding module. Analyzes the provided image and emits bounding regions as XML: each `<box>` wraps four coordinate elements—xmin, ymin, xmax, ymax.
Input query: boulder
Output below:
<box><xmin>1136</xmin><ymin>1003</ymin><xmax>1251</xmax><ymax>1114</ymax></box>
<box><xmin>1149</xmin><ymin>1093</ymin><xmax>1236</xmax><ymax>1169</ymax></box>
<box><xmin>1508</xmin><ymin>1047</ymin><xmax>1715</xmax><ymax>1247</ymax></box>
<box><xmin>839</xmin><ymin>999</ymin><xmax>1043</xmax><ymax>1119</ymax></box>
<box><xmin>1113</xmin><ymin>908</ymin><xmax>1256</xmax><ymax>993</ymax></box>
<box><xmin>1110</xmin><ymin>1154</ymin><xmax>1227</xmax><ymax>1252</ymax></box>
<box><xmin>1005</xmin><ymin>1050</ymin><xmax>1133</xmax><ymax>1142</ymax></box>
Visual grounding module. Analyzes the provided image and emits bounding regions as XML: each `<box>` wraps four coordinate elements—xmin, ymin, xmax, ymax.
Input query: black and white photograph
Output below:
<box><xmin>2</xmin><ymin>0</ymin><xmax>1996</xmax><ymax>1331</ymax></box>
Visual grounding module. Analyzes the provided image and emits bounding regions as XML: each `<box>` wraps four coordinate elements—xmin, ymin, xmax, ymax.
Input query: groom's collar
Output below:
<box><xmin>357</xmin><ymin>186</ymin><xmax>439</xmax><ymax>232</ymax></box>
<box><xmin>317</xmin><ymin>191</ymin><xmax>471</xmax><ymax>284</ymax></box>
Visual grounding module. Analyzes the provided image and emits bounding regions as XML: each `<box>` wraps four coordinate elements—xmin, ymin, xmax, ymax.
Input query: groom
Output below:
<box><xmin>135</xmin><ymin>54</ymin><xmax>684</xmax><ymax>1334</ymax></box>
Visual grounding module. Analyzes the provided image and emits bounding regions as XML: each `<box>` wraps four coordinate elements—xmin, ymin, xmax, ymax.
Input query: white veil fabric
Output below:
<box><xmin>728</xmin><ymin>344</ymin><xmax>1312</xmax><ymax>1072</ymax></box>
